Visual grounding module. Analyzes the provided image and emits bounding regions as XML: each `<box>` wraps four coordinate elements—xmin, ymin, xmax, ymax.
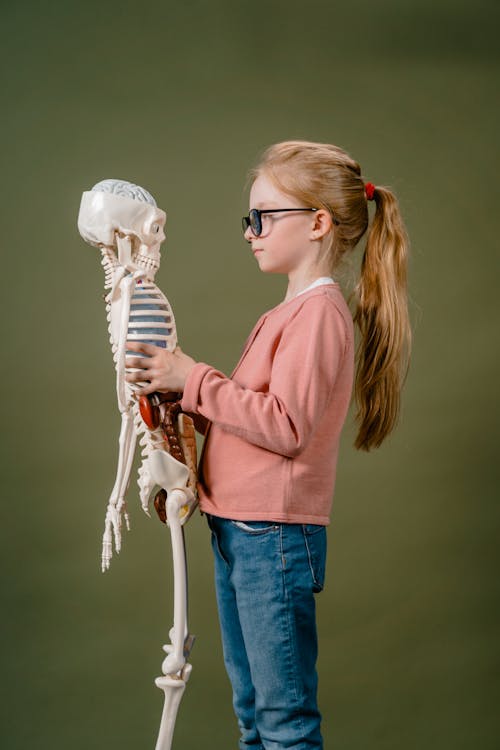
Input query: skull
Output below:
<box><xmin>77</xmin><ymin>179</ymin><xmax>167</xmax><ymax>277</ymax></box>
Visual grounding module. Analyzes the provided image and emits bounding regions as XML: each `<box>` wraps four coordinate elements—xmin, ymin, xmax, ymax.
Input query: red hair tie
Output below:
<box><xmin>365</xmin><ymin>182</ymin><xmax>376</xmax><ymax>201</ymax></box>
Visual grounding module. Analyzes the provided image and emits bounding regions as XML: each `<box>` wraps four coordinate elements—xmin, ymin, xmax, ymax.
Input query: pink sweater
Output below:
<box><xmin>181</xmin><ymin>282</ymin><xmax>354</xmax><ymax>525</ymax></box>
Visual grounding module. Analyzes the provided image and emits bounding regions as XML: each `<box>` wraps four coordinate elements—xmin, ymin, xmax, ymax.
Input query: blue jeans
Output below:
<box><xmin>207</xmin><ymin>514</ymin><xmax>327</xmax><ymax>750</ymax></box>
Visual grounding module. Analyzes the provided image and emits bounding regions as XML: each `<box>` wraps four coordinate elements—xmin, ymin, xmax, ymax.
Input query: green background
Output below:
<box><xmin>1</xmin><ymin>1</ymin><xmax>498</xmax><ymax>748</ymax></box>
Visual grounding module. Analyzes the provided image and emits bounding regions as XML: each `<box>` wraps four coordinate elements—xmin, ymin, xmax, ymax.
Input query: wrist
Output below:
<box><xmin>183</xmin><ymin>360</ymin><xmax>198</xmax><ymax>389</ymax></box>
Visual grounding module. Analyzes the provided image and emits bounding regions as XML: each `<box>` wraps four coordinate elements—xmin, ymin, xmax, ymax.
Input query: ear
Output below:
<box><xmin>309</xmin><ymin>209</ymin><xmax>333</xmax><ymax>241</ymax></box>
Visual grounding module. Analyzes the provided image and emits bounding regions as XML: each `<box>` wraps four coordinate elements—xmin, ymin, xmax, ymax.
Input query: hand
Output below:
<box><xmin>125</xmin><ymin>342</ymin><xmax>197</xmax><ymax>395</ymax></box>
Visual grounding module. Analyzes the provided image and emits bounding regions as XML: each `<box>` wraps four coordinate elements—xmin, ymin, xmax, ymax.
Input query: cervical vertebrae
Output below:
<box><xmin>78</xmin><ymin>179</ymin><xmax>198</xmax><ymax>571</ymax></box>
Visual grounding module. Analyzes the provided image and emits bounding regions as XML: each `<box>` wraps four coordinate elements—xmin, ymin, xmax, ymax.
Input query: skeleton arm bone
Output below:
<box><xmin>101</xmin><ymin>264</ymin><xmax>139</xmax><ymax>571</ymax></box>
<box><xmin>102</xmin><ymin>410</ymin><xmax>137</xmax><ymax>571</ymax></box>
<box><xmin>115</xmin><ymin>273</ymin><xmax>135</xmax><ymax>412</ymax></box>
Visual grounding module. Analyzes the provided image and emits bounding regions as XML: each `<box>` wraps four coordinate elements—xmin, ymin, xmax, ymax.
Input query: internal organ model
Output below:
<box><xmin>78</xmin><ymin>180</ymin><xmax>197</xmax><ymax>750</ymax></box>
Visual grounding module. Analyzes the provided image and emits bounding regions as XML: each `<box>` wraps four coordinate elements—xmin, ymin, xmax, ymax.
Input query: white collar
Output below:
<box><xmin>294</xmin><ymin>276</ymin><xmax>335</xmax><ymax>298</ymax></box>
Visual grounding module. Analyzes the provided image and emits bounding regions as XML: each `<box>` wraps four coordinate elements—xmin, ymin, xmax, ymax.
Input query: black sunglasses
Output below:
<box><xmin>241</xmin><ymin>207</ymin><xmax>318</xmax><ymax>237</ymax></box>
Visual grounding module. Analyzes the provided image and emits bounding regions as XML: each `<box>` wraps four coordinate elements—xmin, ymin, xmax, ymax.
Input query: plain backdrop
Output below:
<box><xmin>1</xmin><ymin>1</ymin><xmax>498</xmax><ymax>748</ymax></box>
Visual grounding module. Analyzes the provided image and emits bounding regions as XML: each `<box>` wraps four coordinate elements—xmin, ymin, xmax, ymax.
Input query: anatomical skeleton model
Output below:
<box><xmin>78</xmin><ymin>179</ymin><xmax>197</xmax><ymax>750</ymax></box>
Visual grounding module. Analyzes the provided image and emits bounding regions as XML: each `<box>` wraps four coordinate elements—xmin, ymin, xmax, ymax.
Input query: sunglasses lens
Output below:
<box><xmin>249</xmin><ymin>209</ymin><xmax>261</xmax><ymax>236</ymax></box>
<box><xmin>242</xmin><ymin>211</ymin><xmax>263</xmax><ymax>236</ymax></box>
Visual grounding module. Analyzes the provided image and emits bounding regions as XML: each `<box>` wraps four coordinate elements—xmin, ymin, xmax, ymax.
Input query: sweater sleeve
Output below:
<box><xmin>180</xmin><ymin>298</ymin><xmax>347</xmax><ymax>457</ymax></box>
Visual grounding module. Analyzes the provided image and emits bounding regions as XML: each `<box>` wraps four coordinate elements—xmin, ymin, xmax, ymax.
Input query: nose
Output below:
<box><xmin>244</xmin><ymin>224</ymin><xmax>256</xmax><ymax>243</ymax></box>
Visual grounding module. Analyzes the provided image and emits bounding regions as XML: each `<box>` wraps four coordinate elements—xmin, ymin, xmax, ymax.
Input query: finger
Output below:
<box><xmin>125</xmin><ymin>370</ymin><xmax>151</xmax><ymax>383</ymax></box>
<box><xmin>136</xmin><ymin>382</ymin><xmax>156</xmax><ymax>396</ymax></box>
<box><xmin>126</xmin><ymin>341</ymin><xmax>158</xmax><ymax>356</ymax></box>
<box><xmin>125</xmin><ymin>356</ymin><xmax>152</xmax><ymax>370</ymax></box>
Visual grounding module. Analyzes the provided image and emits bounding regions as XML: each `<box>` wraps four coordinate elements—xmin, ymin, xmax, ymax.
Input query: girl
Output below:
<box><xmin>126</xmin><ymin>140</ymin><xmax>411</xmax><ymax>750</ymax></box>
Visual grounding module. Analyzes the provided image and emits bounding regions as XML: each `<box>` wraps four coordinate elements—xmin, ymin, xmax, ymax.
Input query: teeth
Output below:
<box><xmin>131</xmin><ymin>252</ymin><xmax>159</xmax><ymax>272</ymax></box>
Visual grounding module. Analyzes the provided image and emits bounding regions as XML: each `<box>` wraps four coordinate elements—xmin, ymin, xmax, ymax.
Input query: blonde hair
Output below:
<box><xmin>248</xmin><ymin>140</ymin><xmax>411</xmax><ymax>451</ymax></box>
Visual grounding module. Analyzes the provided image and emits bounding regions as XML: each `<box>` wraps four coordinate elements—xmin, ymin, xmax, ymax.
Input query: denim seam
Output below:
<box><xmin>230</xmin><ymin>520</ymin><xmax>279</xmax><ymax>535</ymax></box>
<box><xmin>210</xmin><ymin>528</ymin><xmax>230</xmax><ymax>569</ymax></box>
<box><xmin>279</xmin><ymin>523</ymin><xmax>286</xmax><ymax>571</ymax></box>
<box><xmin>302</xmin><ymin>526</ymin><xmax>321</xmax><ymax>591</ymax></box>
<box><xmin>280</xmin><ymin>526</ymin><xmax>308</xmax><ymax>744</ymax></box>
<box><xmin>303</xmin><ymin>523</ymin><xmax>326</xmax><ymax>536</ymax></box>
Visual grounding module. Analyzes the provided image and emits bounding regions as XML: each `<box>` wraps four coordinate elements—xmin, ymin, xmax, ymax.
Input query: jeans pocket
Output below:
<box><xmin>302</xmin><ymin>525</ymin><xmax>327</xmax><ymax>593</ymax></box>
<box><xmin>206</xmin><ymin>515</ymin><xmax>230</xmax><ymax>566</ymax></box>
<box><xmin>229</xmin><ymin>520</ymin><xmax>279</xmax><ymax>535</ymax></box>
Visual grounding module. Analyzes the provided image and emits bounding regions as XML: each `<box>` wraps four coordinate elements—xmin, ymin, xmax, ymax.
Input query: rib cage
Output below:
<box><xmin>127</xmin><ymin>279</ymin><xmax>177</xmax><ymax>350</ymax></box>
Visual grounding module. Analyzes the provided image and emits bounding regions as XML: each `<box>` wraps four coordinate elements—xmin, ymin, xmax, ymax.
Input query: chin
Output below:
<box><xmin>256</xmin><ymin>258</ymin><xmax>286</xmax><ymax>275</ymax></box>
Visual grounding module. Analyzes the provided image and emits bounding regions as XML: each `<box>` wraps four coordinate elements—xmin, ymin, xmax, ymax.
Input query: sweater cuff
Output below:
<box><xmin>181</xmin><ymin>362</ymin><xmax>214</xmax><ymax>414</ymax></box>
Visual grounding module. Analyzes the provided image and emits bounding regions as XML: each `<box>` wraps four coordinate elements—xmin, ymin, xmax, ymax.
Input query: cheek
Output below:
<box><xmin>273</xmin><ymin>227</ymin><xmax>306</xmax><ymax>258</ymax></box>
<box><xmin>275</xmin><ymin>218</ymin><xmax>308</xmax><ymax>243</ymax></box>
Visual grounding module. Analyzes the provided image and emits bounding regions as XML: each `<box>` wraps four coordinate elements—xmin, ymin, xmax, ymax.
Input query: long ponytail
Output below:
<box><xmin>353</xmin><ymin>186</ymin><xmax>411</xmax><ymax>450</ymax></box>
